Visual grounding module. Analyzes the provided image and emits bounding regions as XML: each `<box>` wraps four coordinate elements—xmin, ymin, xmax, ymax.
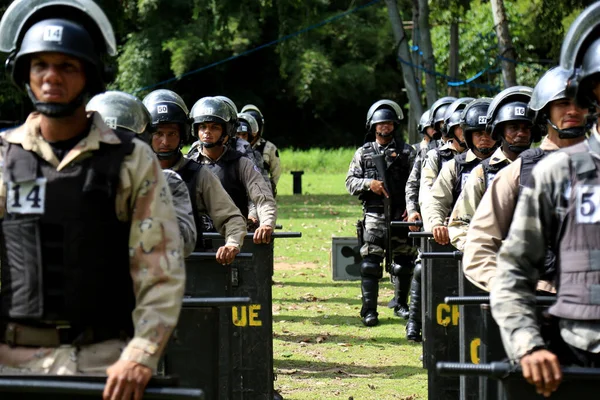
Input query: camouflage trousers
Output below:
<box><xmin>0</xmin><ymin>339</ymin><xmax>127</xmax><ymax>374</ymax></box>
<box><xmin>360</xmin><ymin>212</ymin><xmax>418</xmax><ymax>259</ymax></box>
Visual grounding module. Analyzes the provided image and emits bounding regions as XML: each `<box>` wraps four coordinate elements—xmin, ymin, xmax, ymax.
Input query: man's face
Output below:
<box><xmin>425</xmin><ymin>126</ymin><xmax>435</xmax><ymax>138</ymax></box>
<box><xmin>197</xmin><ymin>121</ymin><xmax>223</xmax><ymax>144</ymax></box>
<box><xmin>152</xmin><ymin>123</ymin><xmax>180</xmax><ymax>153</ymax></box>
<box><xmin>29</xmin><ymin>52</ymin><xmax>85</xmax><ymax>104</ymax></box>
<box><xmin>375</xmin><ymin>121</ymin><xmax>394</xmax><ymax>144</ymax></box>
<box><xmin>237</xmin><ymin>131</ymin><xmax>249</xmax><ymax>142</ymax></box>
<box><xmin>453</xmin><ymin>126</ymin><xmax>465</xmax><ymax>143</ymax></box>
<box><xmin>502</xmin><ymin>122</ymin><xmax>532</xmax><ymax>146</ymax></box>
<box><xmin>548</xmin><ymin>98</ymin><xmax>586</xmax><ymax>130</ymax></box>
<box><xmin>471</xmin><ymin>130</ymin><xmax>495</xmax><ymax>149</ymax></box>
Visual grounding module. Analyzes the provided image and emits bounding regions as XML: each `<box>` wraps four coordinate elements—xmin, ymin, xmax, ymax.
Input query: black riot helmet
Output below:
<box><xmin>364</xmin><ymin>99</ymin><xmax>403</xmax><ymax>142</ymax></box>
<box><xmin>216</xmin><ymin>95</ymin><xmax>239</xmax><ymax>135</ymax></box>
<box><xmin>241</xmin><ymin>104</ymin><xmax>265</xmax><ymax>141</ymax></box>
<box><xmin>460</xmin><ymin>98</ymin><xmax>495</xmax><ymax>153</ymax></box>
<box><xmin>443</xmin><ymin>97</ymin><xmax>475</xmax><ymax>139</ymax></box>
<box><xmin>190</xmin><ymin>97</ymin><xmax>234</xmax><ymax>148</ymax></box>
<box><xmin>493</xmin><ymin>101</ymin><xmax>535</xmax><ymax>154</ymax></box>
<box><xmin>528</xmin><ymin>66</ymin><xmax>588</xmax><ymax>139</ymax></box>
<box><xmin>0</xmin><ymin>0</ymin><xmax>116</xmax><ymax>118</ymax></box>
<box><xmin>560</xmin><ymin>2</ymin><xmax>600</xmax><ymax>109</ymax></box>
<box><xmin>486</xmin><ymin>86</ymin><xmax>540</xmax><ymax>142</ymax></box>
<box><xmin>86</xmin><ymin>91</ymin><xmax>152</xmax><ymax>135</ymax></box>
<box><xmin>143</xmin><ymin>89</ymin><xmax>191</xmax><ymax>141</ymax></box>
<box><xmin>142</xmin><ymin>89</ymin><xmax>191</xmax><ymax>159</ymax></box>
<box><xmin>428</xmin><ymin>96</ymin><xmax>457</xmax><ymax>139</ymax></box>
<box><xmin>417</xmin><ymin>109</ymin><xmax>433</xmax><ymax>136</ymax></box>
<box><xmin>237</xmin><ymin>112</ymin><xmax>259</xmax><ymax>143</ymax></box>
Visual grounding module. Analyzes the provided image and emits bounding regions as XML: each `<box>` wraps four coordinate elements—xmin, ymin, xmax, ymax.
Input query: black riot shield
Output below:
<box><xmin>421</xmin><ymin>240</ymin><xmax>461</xmax><ymax>400</ymax></box>
<box><xmin>443</xmin><ymin>296</ymin><xmax>556</xmax><ymax>400</ymax></box>
<box><xmin>163</xmin><ymin>252</ymin><xmax>255</xmax><ymax>400</ymax></box>
<box><xmin>457</xmin><ymin>260</ymin><xmax>486</xmax><ymax>400</ymax></box>
<box><xmin>201</xmin><ymin>232</ymin><xmax>302</xmax><ymax>400</ymax></box>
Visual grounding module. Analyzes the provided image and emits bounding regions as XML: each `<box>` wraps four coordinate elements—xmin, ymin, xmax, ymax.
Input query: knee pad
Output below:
<box><xmin>390</xmin><ymin>255</ymin><xmax>415</xmax><ymax>277</ymax></box>
<box><xmin>413</xmin><ymin>262</ymin><xmax>422</xmax><ymax>281</ymax></box>
<box><xmin>361</xmin><ymin>256</ymin><xmax>383</xmax><ymax>279</ymax></box>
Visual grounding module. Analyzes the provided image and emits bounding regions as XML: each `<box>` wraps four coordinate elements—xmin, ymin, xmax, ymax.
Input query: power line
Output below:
<box><xmin>134</xmin><ymin>0</ymin><xmax>384</xmax><ymax>93</ymax></box>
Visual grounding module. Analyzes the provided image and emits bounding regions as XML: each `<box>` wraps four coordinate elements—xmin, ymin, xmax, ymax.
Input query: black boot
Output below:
<box><xmin>361</xmin><ymin>277</ymin><xmax>379</xmax><ymax>326</ymax></box>
<box><xmin>359</xmin><ymin>255</ymin><xmax>382</xmax><ymax>326</ymax></box>
<box><xmin>393</xmin><ymin>274</ymin><xmax>411</xmax><ymax>319</ymax></box>
<box><xmin>406</xmin><ymin>263</ymin><xmax>422</xmax><ymax>341</ymax></box>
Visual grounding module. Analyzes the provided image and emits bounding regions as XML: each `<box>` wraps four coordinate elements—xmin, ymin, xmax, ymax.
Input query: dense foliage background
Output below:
<box><xmin>0</xmin><ymin>0</ymin><xmax>594</xmax><ymax>147</ymax></box>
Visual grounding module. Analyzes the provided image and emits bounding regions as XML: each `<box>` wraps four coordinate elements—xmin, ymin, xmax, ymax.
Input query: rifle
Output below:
<box><xmin>371</xmin><ymin>153</ymin><xmax>396</xmax><ymax>274</ymax></box>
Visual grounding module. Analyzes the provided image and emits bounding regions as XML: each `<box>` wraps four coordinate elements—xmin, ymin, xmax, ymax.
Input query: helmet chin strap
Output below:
<box><xmin>201</xmin><ymin>133</ymin><xmax>227</xmax><ymax>148</ymax></box>
<box><xmin>501</xmin><ymin>136</ymin><xmax>530</xmax><ymax>154</ymax></box>
<box><xmin>26</xmin><ymin>84</ymin><xmax>88</xmax><ymax>118</ymax></box>
<box><xmin>546</xmin><ymin>118</ymin><xmax>587</xmax><ymax>139</ymax></box>
<box><xmin>477</xmin><ymin>146</ymin><xmax>495</xmax><ymax>155</ymax></box>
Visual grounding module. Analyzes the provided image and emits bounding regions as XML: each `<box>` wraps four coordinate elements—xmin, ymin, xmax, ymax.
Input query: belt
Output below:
<box><xmin>364</xmin><ymin>206</ymin><xmax>384</xmax><ymax>213</ymax></box>
<box><xmin>0</xmin><ymin>322</ymin><xmax>127</xmax><ymax>347</ymax></box>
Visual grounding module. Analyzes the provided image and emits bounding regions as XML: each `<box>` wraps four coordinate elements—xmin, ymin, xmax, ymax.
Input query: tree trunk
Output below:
<box><xmin>448</xmin><ymin>19</ymin><xmax>459</xmax><ymax>97</ymax></box>
<box><xmin>385</xmin><ymin>0</ymin><xmax>423</xmax><ymax>144</ymax></box>
<box><xmin>490</xmin><ymin>0</ymin><xmax>517</xmax><ymax>87</ymax></box>
<box><xmin>417</xmin><ymin>0</ymin><xmax>437</xmax><ymax>107</ymax></box>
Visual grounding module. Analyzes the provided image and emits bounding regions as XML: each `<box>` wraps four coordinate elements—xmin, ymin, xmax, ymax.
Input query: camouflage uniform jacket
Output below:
<box><xmin>419</xmin><ymin>141</ymin><xmax>459</xmax><ymax>213</ymax></box>
<box><xmin>491</xmin><ymin>130</ymin><xmax>600</xmax><ymax>361</ymax></box>
<box><xmin>163</xmin><ymin>168</ymin><xmax>197</xmax><ymax>256</ymax></box>
<box><xmin>0</xmin><ymin>112</ymin><xmax>185</xmax><ymax>370</ymax></box>
<box><xmin>253</xmin><ymin>138</ymin><xmax>282</xmax><ymax>186</ymax></box>
<box><xmin>448</xmin><ymin>147</ymin><xmax>511</xmax><ymax>251</ymax></box>
<box><xmin>462</xmin><ymin>137</ymin><xmax>559</xmax><ymax>292</ymax></box>
<box><xmin>187</xmin><ymin>145</ymin><xmax>277</xmax><ymax>227</ymax></box>
<box><xmin>421</xmin><ymin>149</ymin><xmax>479</xmax><ymax>231</ymax></box>
<box><xmin>171</xmin><ymin>155</ymin><xmax>246</xmax><ymax>249</ymax></box>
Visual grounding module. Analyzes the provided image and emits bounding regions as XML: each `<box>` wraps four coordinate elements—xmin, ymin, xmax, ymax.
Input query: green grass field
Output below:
<box><xmin>273</xmin><ymin>171</ymin><xmax>427</xmax><ymax>400</ymax></box>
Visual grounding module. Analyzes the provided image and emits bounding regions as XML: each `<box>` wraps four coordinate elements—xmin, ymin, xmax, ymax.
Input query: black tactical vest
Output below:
<box><xmin>481</xmin><ymin>153</ymin><xmax>510</xmax><ymax>192</ymax></box>
<box><xmin>550</xmin><ymin>136</ymin><xmax>600</xmax><ymax>320</ymax></box>
<box><xmin>358</xmin><ymin>140</ymin><xmax>412</xmax><ymax>219</ymax></box>
<box><xmin>204</xmin><ymin>149</ymin><xmax>249</xmax><ymax>217</ymax></box>
<box><xmin>452</xmin><ymin>152</ymin><xmax>481</xmax><ymax>207</ymax></box>
<box><xmin>0</xmin><ymin>131</ymin><xmax>135</xmax><ymax>335</ymax></box>
<box><xmin>514</xmin><ymin>147</ymin><xmax>558</xmax><ymax>283</ymax></box>
<box><xmin>437</xmin><ymin>146</ymin><xmax>456</xmax><ymax>173</ymax></box>
<box><xmin>256</xmin><ymin>140</ymin><xmax>270</xmax><ymax>170</ymax></box>
<box><xmin>176</xmin><ymin>156</ymin><xmax>205</xmax><ymax>250</ymax></box>
<box><xmin>519</xmin><ymin>148</ymin><xmax>548</xmax><ymax>194</ymax></box>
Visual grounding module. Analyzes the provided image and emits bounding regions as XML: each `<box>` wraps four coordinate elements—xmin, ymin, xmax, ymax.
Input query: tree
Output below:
<box><xmin>417</xmin><ymin>0</ymin><xmax>438</xmax><ymax>106</ymax></box>
<box><xmin>490</xmin><ymin>0</ymin><xmax>517</xmax><ymax>87</ymax></box>
<box><xmin>385</xmin><ymin>0</ymin><xmax>423</xmax><ymax>142</ymax></box>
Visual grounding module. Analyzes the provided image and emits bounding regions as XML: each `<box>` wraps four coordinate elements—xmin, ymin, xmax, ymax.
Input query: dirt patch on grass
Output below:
<box><xmin>275</xmin><ymin>262</ymin><xmax>320</xmax><ymax>270</ymax></box>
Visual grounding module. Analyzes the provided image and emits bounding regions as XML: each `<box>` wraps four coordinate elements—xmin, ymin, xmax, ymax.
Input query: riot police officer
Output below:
<box><xmin>242</xmin><ymin>104</ymin><xmax>282</xmax><ymax>197</ymax></box>
<box><xmin>405</xmin><ymin>109</ymin><xmax>439</xmax><ymax>231</ymax></box>
<box><xmin>448</xmin><ymin>87</ymin><xmax>537</xmax><ymax>251</ymax></box>
<box><xmin>0</xmin><ymin>1</ymin><xmax>184</xmax><ymax>397</ymax></box>
<box><xmin>187</xmin><ymin>97</ymin><xmax>277</xmax><ymax>244</ymax></box>
<box><xmin>142</xmin><ymin>89</ymin><xmax>247</xmax><ymax>262</ymax></box>
<box><xmin>419</xmin><ymin>97</ymin><xmax>464</xmax><ymax>217</ymax></box>
<box><xmin>346</xmin><ymin>100</ymin><xmax>417</xmax><ymax>326</ymax></box>
<box><xmin>422</xmin><ymin>98</ymin><xmax>496</xmax><ymax>244</ymax></box>
<box><xmin>404</xmin><ymin>109</ymin><xmax>439</xmax><ymax>341</ymax></box>
<box><xmin>462</xmin><ymin>67</ymin><xmax>587</xmax><ymax>293</ymax></box>
<box><xmin>86</xmin><ymin>90</ymin><xmax>198</xmax><ymax>257</ymax></box>
<box><xmin>491</xmin><ymin>5</ymin><xmax>600</xmax><ymax>396</ymax></box>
